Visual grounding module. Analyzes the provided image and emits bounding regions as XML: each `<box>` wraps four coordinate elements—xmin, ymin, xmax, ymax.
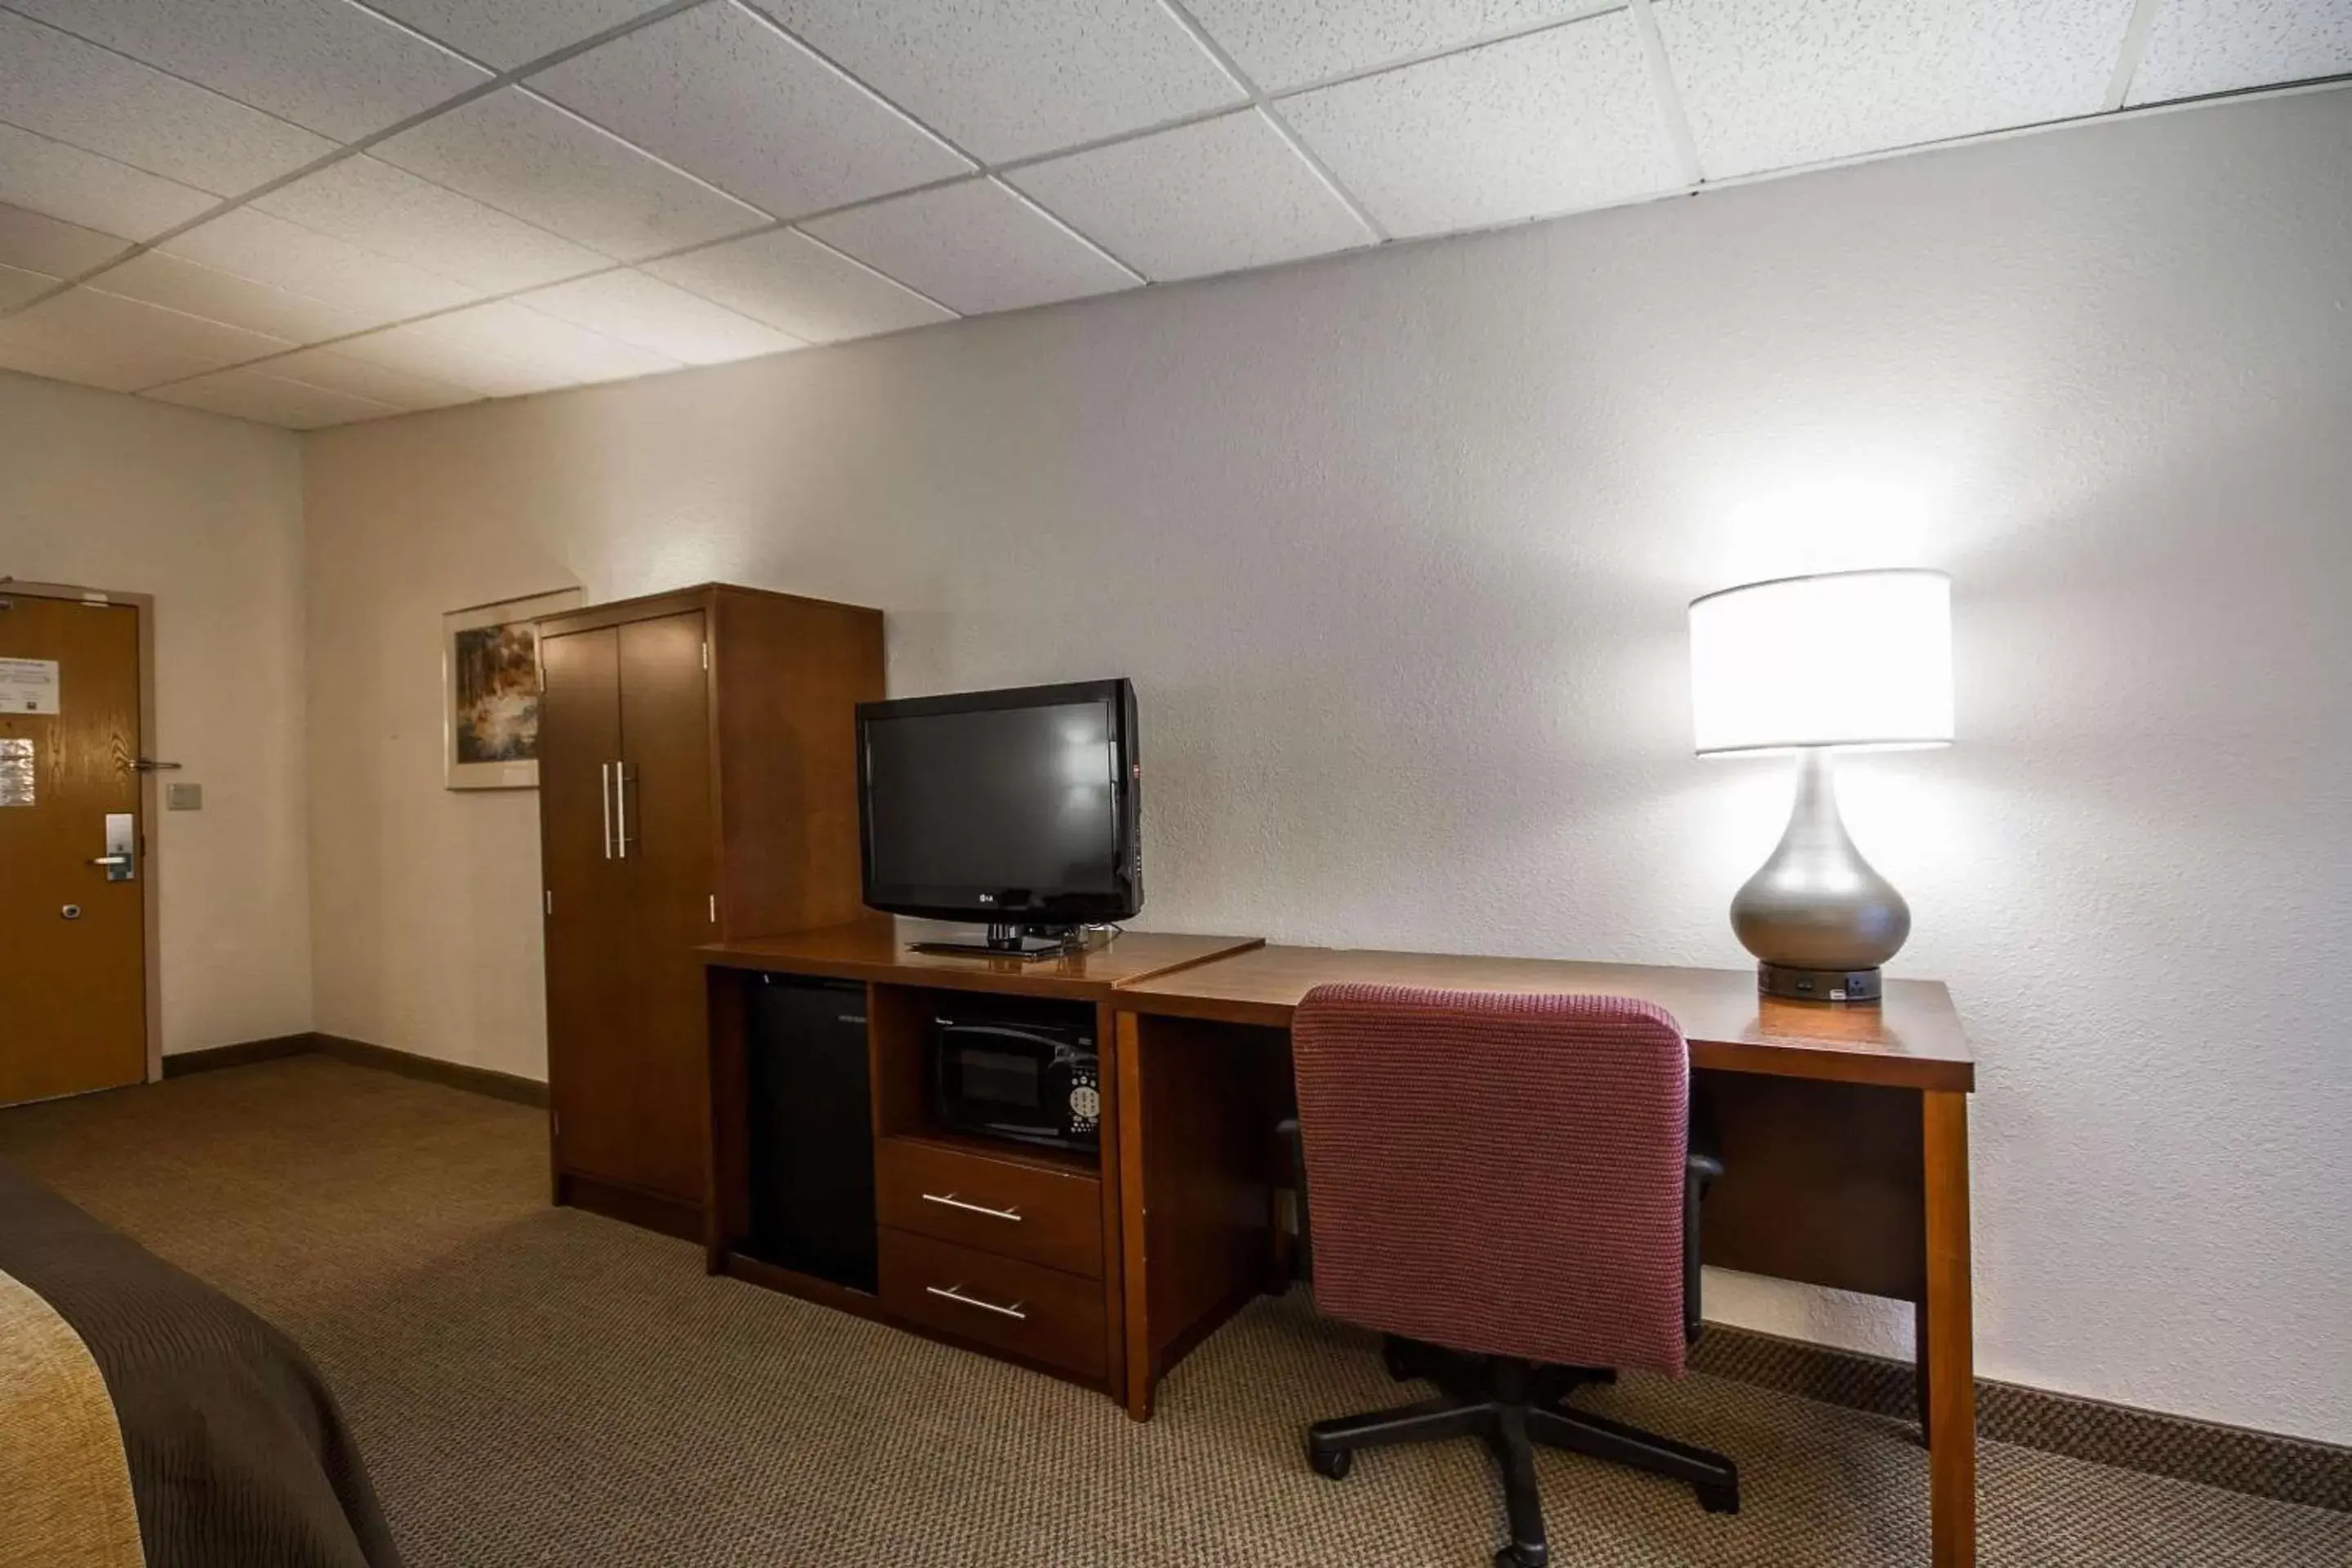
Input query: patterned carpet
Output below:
<box><xmin>2</xmin><ymin>1055</ymin><xmax>2341</xmax><ymax>1567</ymax></box>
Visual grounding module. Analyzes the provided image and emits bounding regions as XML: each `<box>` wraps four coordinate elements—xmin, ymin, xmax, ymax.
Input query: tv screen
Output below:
<box><xmin>857</xmin><ymin>679</ymin><xmax>1141</xmax><ymax>925</ymax></box>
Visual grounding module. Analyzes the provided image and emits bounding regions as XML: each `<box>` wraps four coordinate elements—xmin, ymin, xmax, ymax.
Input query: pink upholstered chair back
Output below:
<box><xmin>1293</xmin><ymin>983</ymin><xmax>1693</xmax><ymax>1376</ymax></box>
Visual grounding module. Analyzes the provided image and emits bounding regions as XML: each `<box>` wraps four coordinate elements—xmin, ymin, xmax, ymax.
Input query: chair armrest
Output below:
<box><xmin>1683</xmin><ymin>1098</ymin><xmax>1722</xmax><ymax>1344</ymax></box>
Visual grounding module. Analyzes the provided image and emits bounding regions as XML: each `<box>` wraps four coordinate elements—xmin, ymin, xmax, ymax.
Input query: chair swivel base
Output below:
<box><xmin>1307</xmin><ymin>1340</ymin><xmax>1739</xmax><ymax>1568</ymax></box>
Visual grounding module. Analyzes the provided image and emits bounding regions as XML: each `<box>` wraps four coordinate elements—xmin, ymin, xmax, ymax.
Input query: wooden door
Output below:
<box><xmin>0</xmin><ymin>595</ymin><xmax>145</xmax><ymax>1105</ymax></box>
<box><xmin>539</xmin><ymin>625</ymin><xmax>637</xmax><ymax>1188</ymax></box>
<box><xmin>616</xmin><ymin>612</ymin><xmax>715</xmax><ymax>1203</ymax></box>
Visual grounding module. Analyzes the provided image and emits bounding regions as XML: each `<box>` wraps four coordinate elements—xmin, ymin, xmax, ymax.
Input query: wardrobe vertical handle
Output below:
<box><xmin>614</xmin><ymin>762</ymin><xmax>633</xmax><ymax>859</ymax></box>
<box><xmin>599</xmin><ymin>763</ymin><xmax>613</xmax><ymax>860</ymax></box>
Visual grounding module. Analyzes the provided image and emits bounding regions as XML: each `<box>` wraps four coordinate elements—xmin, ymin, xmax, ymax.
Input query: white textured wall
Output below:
<box><xmin>303</xmin><ymin>89</ymin><xmax>2352</xmax><ymax>1444</ymax></box>
<box><xmin>0</xmin><ymin>372</ymin><xmax>313</xmax><ymax>1052</ymax></box>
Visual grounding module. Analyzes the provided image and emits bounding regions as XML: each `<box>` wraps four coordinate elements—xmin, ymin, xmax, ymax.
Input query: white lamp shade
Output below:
<box><xmin>1690</xmin><ymin>568</ymin><xmax>1953</xmax><ymax>755</ymax></box>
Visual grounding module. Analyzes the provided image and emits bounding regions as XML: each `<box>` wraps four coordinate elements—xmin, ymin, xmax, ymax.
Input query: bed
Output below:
<box><xmin>0</xmin><ymin>1160</ymin><xmax>400</xmax><ymax>1568</ymax></box>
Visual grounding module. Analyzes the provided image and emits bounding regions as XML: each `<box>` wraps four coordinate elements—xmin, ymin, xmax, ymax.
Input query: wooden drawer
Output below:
<box><xmin>876</xmin><ymin>1135</ymin><xmax>1103</xmax><ymax>1279</ymax></box>
<box><xmin>880</xmin><ymin>1228</ymin><xmax>1107</xmax><ymax>1381</ymax></box>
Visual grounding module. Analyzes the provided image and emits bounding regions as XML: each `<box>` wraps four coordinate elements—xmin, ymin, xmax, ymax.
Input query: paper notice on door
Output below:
<box><xmin>0</xmin><ymin>737</ymin><xmax>31</xmax><ymax>806</ymax></box>
<box><xmin>0</xmin><ymin>658</ymin><xmax>60</xmax><ymax>714</ymax></box>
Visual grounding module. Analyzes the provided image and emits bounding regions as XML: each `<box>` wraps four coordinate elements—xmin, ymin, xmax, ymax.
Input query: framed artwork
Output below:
<box><xmin>443</xmin><ymin>587</ymin><xmax>582</xmax><ymax>791</ymax></box>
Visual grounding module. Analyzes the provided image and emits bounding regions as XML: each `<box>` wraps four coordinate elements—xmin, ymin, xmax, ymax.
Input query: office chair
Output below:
<box><xmin>1290</xmin><ymin>983</ymin><xmax>1737</xmax><ymax>1568</ymax></box>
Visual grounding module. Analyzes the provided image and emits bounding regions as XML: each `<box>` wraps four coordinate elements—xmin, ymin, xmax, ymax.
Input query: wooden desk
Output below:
<box><xmin>1111</xmin><ymin>946</ymin><xmax>1978</xmax><ymax>1568</ymax></box>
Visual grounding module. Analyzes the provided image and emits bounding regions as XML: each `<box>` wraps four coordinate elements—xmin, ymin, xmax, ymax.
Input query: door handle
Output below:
<box><xmin>95</xmin><ymin>813</ymin><xmax>135</xmax><ymax>882</ymax></box>
<box><xmin>614</xmin><ymin>762</ymin><xmax>634</xmax><ymax>858</ymax></box>
<box><xmin>920</xmin><ymin>1192</ymin><xmax>1023</xmax><ymax>1223</ymax></box>
<box><xmin>924</xmin><ymin>1284</ymin><xmax>1027</xmax><ymax>1321</ymax></box>
<box><xmin>599</xmin><ymin>762</ymin><xmax>613</xmax><ymax>860</ymax></box>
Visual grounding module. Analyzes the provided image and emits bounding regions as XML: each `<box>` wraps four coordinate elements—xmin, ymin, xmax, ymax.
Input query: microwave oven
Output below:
<box><xmin>930</xmin><ymin>1008</ymin><xmax>1099</xmax><ymax>1152</ymax></box>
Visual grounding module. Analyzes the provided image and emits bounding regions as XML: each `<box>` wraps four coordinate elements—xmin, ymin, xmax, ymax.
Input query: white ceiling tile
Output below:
<box><xmin>0</xmin><ymin>11</ymin><xmax>335</xmax><ymax>195</ymax></box>
<box><xmin>1654</xmin><ymin>0</ymin><xmax>2137</xmax><ymax>180</ymax></box>
<box><xmin>1282</xmin><ymin>15</ymin><xmax>1682</xmax><ymax>238</ymax></box>
<box><xmin>0</xmin><ymin>287</ymin><xmax>290</xmax><ymax>391</ymax></box>
<box><xmin>2126</xmin><ymin>0</ymin><xmax>2352</xmax><ymax>105</ymax></box>
<box><xmin>804</xmin><ymin>180</ymin><xmax>1137</xmax><ymax>315</ymax></box>
<box><xmin>516</xmin><ymin>270</ymin><xmax>805</xmax><ymax>364</ymax></box>
<box><xmin>88</xmin><ymin>252</ymin><xmax>381</xmax><ymax>344</ymax></box>
<box><xmin>256</xmin><ymin>344</ymin><xmax>479</xmax><ymax>410</ymax></box>
<box><xmin>645</xmin><ymin>229</ymin><xmax>953</xmax><ymax>342</ymax></box>
<box><xmin>364</xmin><ymin>0</ymin><xmax>676</xmax><ymax>70</ymax></box>
<box><xmin>752</xmin><ymin>0</ymin><xmax>1244</xmax><ymax>163</ymax></box>
<box><xmin>530</xmin><ymin>2</ymin><xmax>972</xmax><ymax>220</ymax></box>
<box><xmin>7</xmin><ymin>0</ymin><xmax>489</xmax><ymax>142</ymax></box>
<box><xmin>0</xmin><ymin>202</ymin><xmax>131</xmax><ymax>278</ymax></box>
<box><xmin>331</xmin><ymin>300</ymin><xmax>680</xmax><ymax>396</ymax></box>
<box><xmin>1183</xmin><ymin>0</ymin><xmax>1609</xmax><ymax>91</ymax></box>
<box><xmin>0</xmin><ymin>122</ymin><xmax>216</xmax><ymax>240</ymax></box>
<box><xmin>252</xmin><ymin>155</ymin><xmax>608</xmax><ymax>292</ymax></box>
<box><xmin>374</xmin><ymin>88</ymin><xmax>770</xmax><ymax>261</ymax></box>
<box><xmin>144</xmin><ymin>365</ymin><xmax>402</xmax><ymax>429</ymax></box>
<box><xmin>158</xmin><ymin>207</ymin><xmax>483</xmax><ymax>324</ymax></box>
<box><xmin>0</xmin><ymin>261</ymin><xmax>56</xmax><ymax>311</ymax></box>
<box><xmin>1008</xmin><ymin>109</ymin><xmax>1373</xmax><ymax>283</ymax></box>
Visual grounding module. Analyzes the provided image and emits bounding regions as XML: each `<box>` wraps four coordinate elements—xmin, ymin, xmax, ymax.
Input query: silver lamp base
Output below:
<box><xmin>1731</xmin><ymin>748</ymin><xmax>1910</xmax><ymax>1005</ymax></box>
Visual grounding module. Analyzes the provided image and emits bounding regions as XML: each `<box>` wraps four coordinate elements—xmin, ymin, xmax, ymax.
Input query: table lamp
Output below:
<box><xmin>1689</xmin><ymin>568</ymin><xmax>1953</xmax><ymax>1003</ymax></box>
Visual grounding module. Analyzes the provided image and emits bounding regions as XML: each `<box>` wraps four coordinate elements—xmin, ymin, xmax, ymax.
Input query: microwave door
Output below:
<box><xmin>938</xmin><ymin>1025</ymin><xmax>1060</xmax><ymax>1136</ymax></box>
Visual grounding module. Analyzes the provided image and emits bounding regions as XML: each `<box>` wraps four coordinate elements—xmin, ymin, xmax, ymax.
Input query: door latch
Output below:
<box><xmin>91</xmin><ymin>812</ymin><xmax>135</xmax><ymax>881</ymax></box>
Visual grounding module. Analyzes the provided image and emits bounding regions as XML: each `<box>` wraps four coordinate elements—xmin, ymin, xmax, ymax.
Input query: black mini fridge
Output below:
<box><xmin>746</xmin><ymin>974</ymin><xmax>877</xmax><ymax>1292</ymax></box>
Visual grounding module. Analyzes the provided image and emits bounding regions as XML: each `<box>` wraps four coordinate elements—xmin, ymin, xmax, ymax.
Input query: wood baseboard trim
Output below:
<box><xmin>163</xmin><ymin>1031</ymin><xmax>550</xmax><ymax>1109</ymax></box>
<box><xmin>1695</xmin><ymin>1323</ymin><xmax>2350</xmax><ymax>1513</ymax></box>
<box><xmin>161</xmin><ymin>1035</ymin><xmax>316</xmax><ymax>1076</ymax></box>
<box><xmin>310</xmin><ymin>1033</ymin><xmax>550</xmax><ymax>1108</ymax></box>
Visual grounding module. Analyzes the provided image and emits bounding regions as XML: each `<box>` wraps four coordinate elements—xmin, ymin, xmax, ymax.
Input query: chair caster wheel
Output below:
<box><xmin>1382</xmin><ymin>1340</ymin><xmax>1419</xmax><ymax>1382</ymax></box>
<box><xmin>1494</xmin><ymin>1545</ymin><xmax>1548</xmax><ymax>1567</ymax></box>
<box><xmin>1696</xmin><ymin>1482</ymin><xmax>1740</xmax><ymax>1515</ymax></box>
<box><xmin>1307</xmin><ymin>1444</ymin><xmax>1352</xmax><ymax>1481</ymax></box>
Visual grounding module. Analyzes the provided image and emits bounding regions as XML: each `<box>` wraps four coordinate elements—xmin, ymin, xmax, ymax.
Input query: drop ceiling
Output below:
<box><xmin>0</xmin><ymin>0</ymin><xmax>2344</xmax><ymax>430</ymax></box>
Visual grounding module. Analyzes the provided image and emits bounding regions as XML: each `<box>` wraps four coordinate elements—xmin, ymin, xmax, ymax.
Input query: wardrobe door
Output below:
<box><xmin>617</xmin><ymin>611</ymin><xmax>716</xmax><ymax>1205</ymax></box>
<box><xmin>539</xmin><ymin>626</ymin><xmax>638</xmax><ymax>1190</ymax></box>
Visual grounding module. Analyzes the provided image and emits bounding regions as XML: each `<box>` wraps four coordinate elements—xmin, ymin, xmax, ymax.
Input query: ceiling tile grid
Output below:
<box><xmin>528</xmin><ymin>2</ymin><xmax>973</xmax><ymax>220</ymax></box>
<box><xmin>0</xmin><ymin>120</ymin><xmax>218</xmax><ymax>241</ymax></box>
<box><xmin>1008</xmin><ymin>109</ymin><xmax>1376</xmax><ymax>282</ymax></box>
<box><xmin>1281</xmin><ymin>11</ymin><xmax>1686</xmax><ymax>238</ymax></box>
<box><xmin>1178</xmin><ymin>0</ymin><xmax>1616</xmax><ymax>92</ymax></box>
<box><xmin>0</xmin><ymin>202</ymin><xmax>133</xmax><ymax>278</ymax></box>
<box><xmin>372</xmin><ymin>87</ymin><xmax>771</xmax><ymax>261</ymax></box>
<box><xmin>359</xmin><ymin>0</ymin><xmax>681</xmax><ymax>72</ymax></box>
<box><xmin>0</xmin><ymin>287</ymin><xmax>292</xmax><ymax>391</ymax></box>
<box><xmin>250</xmin><ymin>155</ymin><xmax>609</xmax><ymax>293</ymax></box>
<box><xmin>6</xmin><ymin>0</ymin><xmax>491</xmax><ymax>142</ymax></box>
<box><xmin>1654</xmin><ymin>0</ymin><xmax>2142</xmax><ymax>180</ymax></box>
<box><xmin>804</xmin><ymin>178</ymin><xmax>1139</xmax><ymax>316</ymax></box>
<box><xmin>0</xmin><ymin>9</ymin><xmax>336</xmax><ymax>194</ymax></box>
<box><xmin>644</xmin><ymin>228</ymin><xmax>956</xmax><ymax>343</ymax></box>
<box><xmin>514</xmin><ymin>269</ymin><xmax>806</xmax><ymax>364</ymax></box>
<box><xmin>145</xmin><ymin>363</ymin><xmax>405</xmax><ymax>428</ymax></box>
<box><xmin>754</xmin><ymin>0</ymin><xmax>1246</xmax><ymax>163</ymax></box>
<box><xmin>2127</xmin><ymin>0</ymin><xmax>2352</xmax><ymax>106</ymax></box>
<box><xmin>0</xmin><ymin>0</ymin><xmax>2345</xmax><ymax>429</ymax></box>
<box><xmin>88</xmin><ymin>250</ymin><xmax>385</xmax><ymax>344</ymax></box>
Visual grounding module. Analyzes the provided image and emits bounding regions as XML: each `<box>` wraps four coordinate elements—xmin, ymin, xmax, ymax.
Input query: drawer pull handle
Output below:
<box><xmin>926</xmin><ymin>1283</ymin><xmax>1027</xmax><ymax>1320</ymax></box>
<box><xmin>921</xmin><ymin>1192</ymin><xmax>1022</xmax><ymax>1223</ymax></box>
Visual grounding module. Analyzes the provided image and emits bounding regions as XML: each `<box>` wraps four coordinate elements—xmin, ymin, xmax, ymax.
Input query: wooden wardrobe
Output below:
<box><xmin>536</xmin><ymin>584</ymin><xmax>884</xmax><ymax>1239</ymax></box>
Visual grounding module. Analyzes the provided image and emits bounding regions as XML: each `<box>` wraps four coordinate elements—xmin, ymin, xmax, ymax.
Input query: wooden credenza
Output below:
<box><xmin>537</xmin><ymin>584</ymin><xmax>883</xmax><ymax>1238</ymax></box>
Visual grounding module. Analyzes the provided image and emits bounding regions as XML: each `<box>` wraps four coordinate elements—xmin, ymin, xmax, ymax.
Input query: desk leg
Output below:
<box><xmin>1922</xmin><ymin>1089</ymin><xmax>1976</xmax><ymax>1568</ymax></box>
<box><xmin>1116</xmin><ymin>1012</ymin><xmax>1154</xmax><ymax>1421</ymax></box>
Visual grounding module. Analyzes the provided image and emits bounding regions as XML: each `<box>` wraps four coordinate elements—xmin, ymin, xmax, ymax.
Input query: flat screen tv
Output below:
<box><xmin>857</xmin><ymin>679</ymin><xmax>1142</xmax><ymax>947</ymax></box>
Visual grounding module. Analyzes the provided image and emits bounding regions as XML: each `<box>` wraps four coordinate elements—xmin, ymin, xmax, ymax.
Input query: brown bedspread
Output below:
<box><xmin>0</xmin><ymin>1160</ymin><xmax>401</xmax><ymax>1568</ymax></box>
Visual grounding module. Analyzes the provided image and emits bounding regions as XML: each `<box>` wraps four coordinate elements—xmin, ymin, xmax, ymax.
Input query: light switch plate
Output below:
<box><xmin>165</xmin><ymin>781</ymin><xmax>203</xmax><ymax>810</ymax></box>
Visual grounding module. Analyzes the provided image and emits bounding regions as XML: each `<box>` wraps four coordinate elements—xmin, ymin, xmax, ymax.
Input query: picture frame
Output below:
<box><xmin>442</xmin><ymin>587</ymin><xmax>582</xmax><ymax>791</ymax></box>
